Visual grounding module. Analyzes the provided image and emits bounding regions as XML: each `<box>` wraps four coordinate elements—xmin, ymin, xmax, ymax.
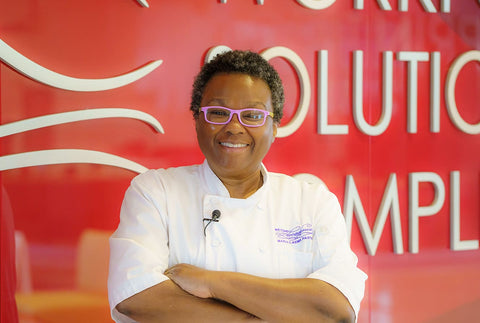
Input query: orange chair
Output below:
<box><xmin>15</xmin><ymin>229</ymin><xmax>113</xmax><ymax>323</ymax></box>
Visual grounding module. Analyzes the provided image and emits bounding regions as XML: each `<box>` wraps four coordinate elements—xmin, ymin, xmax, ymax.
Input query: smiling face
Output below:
<box><xmin>196</xmin><ymin>73</ymin><xmax>277</xmax><ymax>181</ymax></box>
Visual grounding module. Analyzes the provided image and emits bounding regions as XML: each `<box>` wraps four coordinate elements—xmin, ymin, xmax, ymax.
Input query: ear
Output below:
<box><xmin>194</xmin><ymin>114</ymin><xmax>201</xmax><ymax>130</ymax></box>
<box><xmin>272</xmin><ymin>122</ymin><xmax>278</xmax><ymax>141</ymax></box>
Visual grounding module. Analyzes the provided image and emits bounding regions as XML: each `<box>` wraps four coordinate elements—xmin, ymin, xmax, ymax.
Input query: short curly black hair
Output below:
<box><xmin>190</xmin><ymin>50</ymin><xmax>284</xmax><ymax>123</ymax></box>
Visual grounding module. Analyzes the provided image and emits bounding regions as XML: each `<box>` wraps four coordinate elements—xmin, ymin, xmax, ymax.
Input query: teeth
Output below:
<box><xmin>220</xmin><ymin>142</ymin><xmax>248</xmax><ymax>148</ymax></box>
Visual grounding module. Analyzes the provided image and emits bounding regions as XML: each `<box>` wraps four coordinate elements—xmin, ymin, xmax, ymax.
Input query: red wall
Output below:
<box><xmin>1</xmin><ymin>1</ymin><xmax>479</xmax><ymax>322</ymax></box>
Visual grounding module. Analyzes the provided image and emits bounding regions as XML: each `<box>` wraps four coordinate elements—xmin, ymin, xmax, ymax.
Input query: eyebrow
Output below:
<box><xmin>204</xmin><ymin>98</ymin><xmax>268</xmax><ymax>109</ymax></box>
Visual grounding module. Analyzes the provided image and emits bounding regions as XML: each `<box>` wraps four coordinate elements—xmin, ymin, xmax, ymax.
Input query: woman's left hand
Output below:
<box><xmin>164</xmin><ymin>263</ymin><xmax>214</xmax><ymax>298</ymax></box>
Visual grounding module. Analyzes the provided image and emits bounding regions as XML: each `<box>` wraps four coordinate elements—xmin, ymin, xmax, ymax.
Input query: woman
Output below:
<box><xmin>108</xmin><ymin>50</ymin><xmax>367</xmax><ymax>322</ymax></box>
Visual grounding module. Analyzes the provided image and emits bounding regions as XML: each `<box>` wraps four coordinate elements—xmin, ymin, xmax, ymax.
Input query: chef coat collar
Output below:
<box><xmin>200</xmin><ymin>159</ymin><xmax>268</xmax><ymax>203</ymax></box>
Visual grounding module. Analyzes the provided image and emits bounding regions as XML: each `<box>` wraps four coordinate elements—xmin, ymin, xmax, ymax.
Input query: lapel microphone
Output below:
<box><xmin>203</xmin><ymin>209</ymin><xmax>221</xmax><ymax>236</ymax></box>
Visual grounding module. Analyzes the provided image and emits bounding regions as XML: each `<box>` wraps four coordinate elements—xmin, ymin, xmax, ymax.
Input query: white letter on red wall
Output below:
<box><xmin>352</xmin><ymin>51</ymin><xmax>393</xmax><ymax>136</ymax></box>
<box><xmin>344</xmin><ymin>174</ymin><xmax>404</xmax><ymax>255</ymax></box>
<box><xmin>409</xmin><ymin>172</ymin><xmax>445</xmax><ymax>254</ymax></box>
<box><xmin>430</xmin><ymin>52</ymin><xmax>441</xmax><ymax>133</ymax></box>
<box><xmin>317</xmin><ymin>50</ymin><xmax>349</xmax><ymax>135</ymax></box>
<box><xmin>398</xmin><ymin>0</ymin><xmax>436</xmax><ymax>12</ymax></box>
<box><xmin>296</xmin><ymin>0</ymin><xmax>336</xmax><ymax>10</ymax></box>
<box><xmin>354</xmin><ymin>0</ymin><xmax>392</xmax><ymax>10</ymax></box>
<box><xmin>450</xmin><ymin>171</ymin><xmax>479</xmax><ymax>251</ymax></box>
<box><xmin>397</xmin><ymin>51</ymin><xmax>429</xmax><ymax>133</ymax></box>
<box><xmin>445</xmin><ymin>50</ymin><xmax>480</xmax><ymax>135</ymax></box>
<box><xmin>262</xmin><ymin>47</ymin><xmax>311</xmax><ymax>138</ymax></box>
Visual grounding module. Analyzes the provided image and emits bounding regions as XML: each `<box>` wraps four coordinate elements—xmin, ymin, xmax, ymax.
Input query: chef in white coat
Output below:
<box><xmin>108</xmin><ymin>50</ymin><xmax>367</xmax><ymax>323</ymax></box>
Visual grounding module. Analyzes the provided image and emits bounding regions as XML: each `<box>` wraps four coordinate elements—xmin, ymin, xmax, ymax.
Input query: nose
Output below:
<box><xmin>224</xmin><ymin>113</ymin><xmax>245</xmax><ymax>133</ymax></box>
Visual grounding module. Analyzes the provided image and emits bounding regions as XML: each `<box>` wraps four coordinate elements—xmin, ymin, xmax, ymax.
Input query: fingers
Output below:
<box><xmin>163</xmin><ymin>264</ymin><xmax>213</xmax><ymax>298</ymax></box>
<box><xmin>164</xmin><ymin>263</ymin><xmax>195</xmax><ymax>276</ymax></box>
<box><xmin>164</xmin><ymin>267</ymin><xmax>175</xmax><ymax>277</ymax></box>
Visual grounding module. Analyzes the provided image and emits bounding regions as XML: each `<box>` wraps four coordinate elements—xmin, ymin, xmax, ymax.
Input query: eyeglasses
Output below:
<box><xmin>200</xmin><ymin>106</ymin><xmax>274</xmax><ymax>127</ymax></box>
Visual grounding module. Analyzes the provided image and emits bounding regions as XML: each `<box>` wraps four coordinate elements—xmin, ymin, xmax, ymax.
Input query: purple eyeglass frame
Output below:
<box><xmin>200</xmin><ymin>106</ymin><xmax>274</xmax><ymax>127</ymax></box>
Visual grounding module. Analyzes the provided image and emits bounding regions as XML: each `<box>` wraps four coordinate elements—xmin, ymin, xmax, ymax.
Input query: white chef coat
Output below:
<box><xmin>108</xmin><ymin>160</ymin><xmax>367</xmax><ymax>322</ymax></box>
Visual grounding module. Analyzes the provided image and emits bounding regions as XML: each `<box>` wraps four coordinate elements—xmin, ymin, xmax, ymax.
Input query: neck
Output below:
<box><xmin>219</xmin><ymin>169</ymin><xmax>263</xmax><ymax>199</ymax></box>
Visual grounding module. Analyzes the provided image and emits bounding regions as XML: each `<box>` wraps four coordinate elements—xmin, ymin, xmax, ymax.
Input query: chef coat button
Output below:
<box><xmin>319</xmin><ymin>226</ymin><xmax>329</xmax><ymax>234</ymax></box>
<box><xmin>212</xmin><ymin>240</ymin><xmax>221</xmax><ymax>247</ymax></box>
<box><xmin>259</xmin><ymin>247</ymin><xmax>265</xmax><ymax>253</ymax></box>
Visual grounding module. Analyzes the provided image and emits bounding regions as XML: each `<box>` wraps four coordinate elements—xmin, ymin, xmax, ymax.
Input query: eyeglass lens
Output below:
<box><xmin>205</xmin><ymin>107</ymin><xmax>267</xmax><ymax>126</ymax></box>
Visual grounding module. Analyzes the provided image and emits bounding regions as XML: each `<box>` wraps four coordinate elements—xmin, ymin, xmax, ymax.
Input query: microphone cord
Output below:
<box><xmin>203</xmin><ymin>210</ymin><xmax>221</xmax><ymax>236</ymax></box>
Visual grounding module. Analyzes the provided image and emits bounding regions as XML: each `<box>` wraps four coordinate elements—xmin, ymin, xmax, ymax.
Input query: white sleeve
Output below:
<box><xmin>107</xmin><ymin>171</ymin><xmax>170</xmax><ymax>323</ymax></box>
<box><xmin>307</xmin><ymin>189</ymin><xmax>367</xmax><ymax>321</ymax></box>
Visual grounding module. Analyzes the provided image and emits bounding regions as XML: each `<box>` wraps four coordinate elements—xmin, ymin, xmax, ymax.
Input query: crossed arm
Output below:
<box><xmin>116</xmin><ymin>264</ymin><xmax>355</xmax><ymax>323</ymax></box>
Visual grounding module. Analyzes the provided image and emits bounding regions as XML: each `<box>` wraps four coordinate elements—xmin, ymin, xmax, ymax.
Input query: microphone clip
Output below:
<box><xmin>203</xmin><ymin>209</ymin><xmax>221</xmax><ymax>236</ymax></box>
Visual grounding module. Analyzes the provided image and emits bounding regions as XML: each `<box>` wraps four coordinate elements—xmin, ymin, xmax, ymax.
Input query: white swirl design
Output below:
<box><xmin>136</xmin><ymin>0</ymin><xmax>149</xmax><ymax>7</ymax></box>
<box><xmin>220</xmin><ymin>0</ymin><xmax>264</xmax><ymax>3</ymax></box>
<box><xmin>0</xmin><ymin>36</ymin><xmax>164</xmax><ymax>173</ymax></box>
<box><xmin>0</xmin><ymin>149</ymin><xmax>148</xmax><ymax>173</ymax></box>
<box><xmin>0</xmin><ymin>108</ymin><xmax>164</xmax><ymax>138</ymax></box>
<box><xmin>0</xmin><ymin>38</ymin><xmax>162</xmax><ymax>92</ymax></box>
